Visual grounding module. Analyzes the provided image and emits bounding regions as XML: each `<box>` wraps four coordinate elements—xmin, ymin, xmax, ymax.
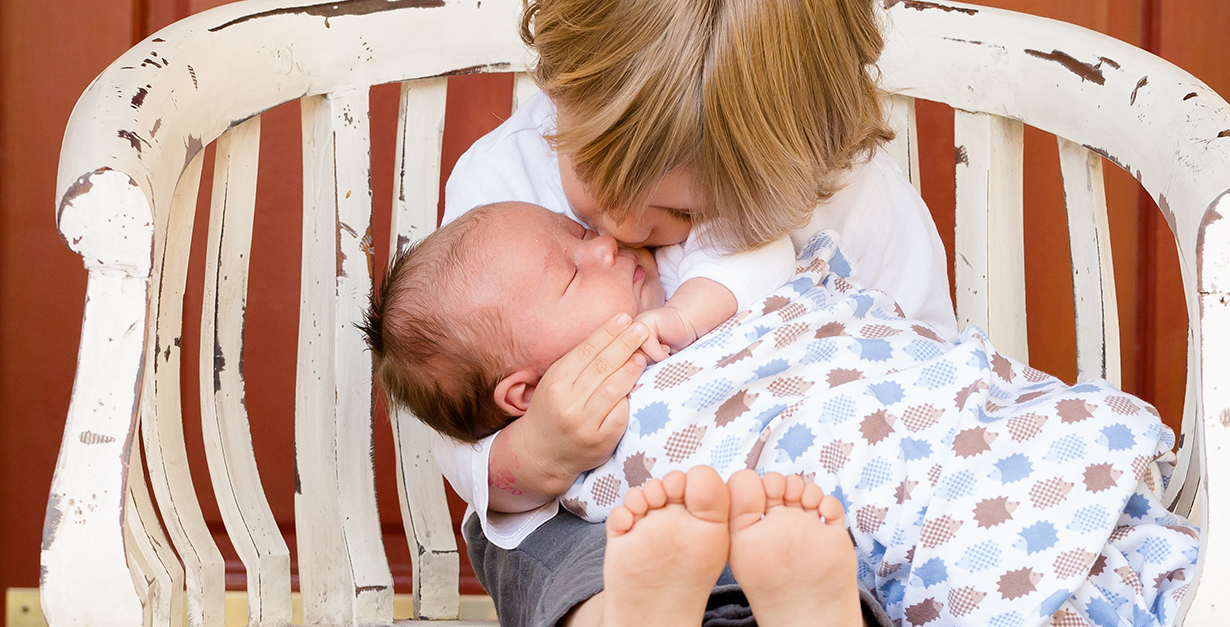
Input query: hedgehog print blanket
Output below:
<box><xmin>560</xmin><ymin>231</ymin><xmax>1197</xmax><ymax>627</ymax></box>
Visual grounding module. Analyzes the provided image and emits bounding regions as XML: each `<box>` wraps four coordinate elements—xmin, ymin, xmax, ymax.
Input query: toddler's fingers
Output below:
<box><xmin>552</xmin><ymin>313</ymin><xmax>634</xmax><ymax>383</ymax></box>
<box><xmin>597</xmin><ymin>397</ymin><xmax>631</xmax><ymax>447</ymax></box>
<box><xmin>573</xmin><ymin>319</ymin><xmax>649</xmax><ymax>393</ymax></box>
<box><xmin>586</xmin><ymin>350</ymin><xmax>646</xmax><ymax>419</ymax></box>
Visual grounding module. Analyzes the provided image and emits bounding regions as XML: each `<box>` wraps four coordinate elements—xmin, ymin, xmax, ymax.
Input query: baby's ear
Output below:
<box><xmin>494</xmin><ymin>369</ymin><xmax>538</xmax><ymax>417</ymax></box>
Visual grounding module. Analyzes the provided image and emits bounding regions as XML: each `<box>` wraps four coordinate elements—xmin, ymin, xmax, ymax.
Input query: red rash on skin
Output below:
<box><xmin>489</xmin><ymin>452</ymin><xmax>524</xmax><ymax>495</ymax></box>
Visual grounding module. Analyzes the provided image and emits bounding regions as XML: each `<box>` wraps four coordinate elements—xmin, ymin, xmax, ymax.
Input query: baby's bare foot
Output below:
<box><xmin>728</xmin><ymin>470</ymin><xmax>861</xmax><ymax>627</ymax></box>
<box><xmin>602</xmin><ymin>466</ymin><xmax>730</xmax><ymax>627</ymax></box>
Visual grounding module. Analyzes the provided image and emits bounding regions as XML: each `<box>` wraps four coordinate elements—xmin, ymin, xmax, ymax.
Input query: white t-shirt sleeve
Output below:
<box><xmin>654</xmin><ymin>227</ymin><xmax>796</xmax><ymax>310</ymax></box>
<box><xmin>792</xmin><ymin>151</ymin><xmax>957</xmax><ymax>338</ymax></box>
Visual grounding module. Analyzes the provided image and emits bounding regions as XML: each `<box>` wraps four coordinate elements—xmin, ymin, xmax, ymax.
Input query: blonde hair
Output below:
<box><xmin>521</xmin><ymin>0</ymin><xmax>893</xmax><ymax>251</ymax></box>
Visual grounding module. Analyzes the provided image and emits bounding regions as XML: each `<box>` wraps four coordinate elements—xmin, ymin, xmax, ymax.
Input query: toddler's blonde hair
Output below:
<box><xmin>522</xmin><ymin>0</ymin><xmax>893</xmax><ymax>251</ymax></box>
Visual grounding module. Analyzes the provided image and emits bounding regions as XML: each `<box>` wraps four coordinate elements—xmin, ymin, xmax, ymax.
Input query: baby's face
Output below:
<box><xmin>469</xmin><ymin>203</ymin><xmax>666</xmax><ymax>373</ymax></box>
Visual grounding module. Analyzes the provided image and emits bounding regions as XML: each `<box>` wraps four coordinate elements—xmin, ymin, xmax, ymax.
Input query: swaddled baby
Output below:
<box><xmin>364</xmin><ymin>201</ymin><xmax>1197</xmax><ymax>627</ymax></box>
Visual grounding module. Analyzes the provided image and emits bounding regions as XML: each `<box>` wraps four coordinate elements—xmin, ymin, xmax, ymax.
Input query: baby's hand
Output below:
<box><xmin>634</xmin><ymin>307</ymin><xmax>697</xmax><ymax>362</ymax></box>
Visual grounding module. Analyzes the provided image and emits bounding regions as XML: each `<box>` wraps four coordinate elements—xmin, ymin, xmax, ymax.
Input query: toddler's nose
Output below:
<box><xmin>596</xmin><ymin>214</ymin><xmax>650</xmax><ymax>246</ymax></box>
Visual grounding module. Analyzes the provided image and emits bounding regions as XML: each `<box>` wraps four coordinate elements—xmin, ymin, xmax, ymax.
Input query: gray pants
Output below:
<box><xmin>464</xmin><ymin>509</ymin><xmax>893</xmax><ymax>627</ymax></box>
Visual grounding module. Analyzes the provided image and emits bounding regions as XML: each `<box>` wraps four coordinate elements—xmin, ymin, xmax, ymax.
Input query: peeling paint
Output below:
<box><xmin>441</xmin><ymin>62</ymin><xmax>512</xmax><ymax>77</ymax></box>
<box><xmin>1024</xmin><ymin>49</ymin><xmax>1105</xmax><ymax>85</ymax></box>
<box><xmin>1098</xmin><ymin>56</ymin><xmax>1120</xmax><ymax>70</ymax></box>
<box><xmin>397</xmin><ymin>234</ymin><xmax>411</xmax><ymax>254</ymax></box>
<box><xmin>955</xmin><ymin>145</ymin><xmax>969</xmax><ymax>166</ymax></box>
<box><xmin>188</xmin><ymin>65</ymin><xmax>199</xmax><ymax>89</ymax></box>
<box><xmin>1221</xmin><ymin>408</ymin><xmax>1230</xmax><ymax>428</ymax></box>
<box><xmin>42</xmin><ymin>493</ymin><xmax>64</xmax><ymax>551</ymax></box>
<box><xmin>152</xmin><ymin>37</ymin><xmax>165</xmax><ymax>43</ymax></box>
<box><xmin>1130</xmin><ymin>77</ymin><xmax>1148</xmax><ymax>106</ymax></box>
<box><xmin>131</xmin><ymin>87</ymin><xmax>149</xmax><ymax>110</ymax></box>
<box><xmin>942</xmin><ymin>37</ymin><xmax>983</xmax><ymax>46</ymax></box>
<box><xmin>362</xmin><ymin>224</ymin><xmax>375</xmax><ymax>278</ymax></box>
<box><xmin>118</xmin><ymin>130</ymin><xmax>150</xmax><ymax>154</ymax></box>
<box><xmin>885</xmin><ymin>0</ymin><xmax>977</xmax><ymax>15</ymax></box>
<box><xmin>355</xmin><ymin>584</ymin><xmax>389</xmax><ymax>596</ymax></box>
<box><xmin>150</xmin><ymin>117</ymin><xmax>163</xmax><ymax>139</ymax></box>
<box><xmin>214</xmin><ymin>340</ymin><xmax>227</xmax><ymax>393</ymax></box>
<box><xmin>1158</xmin><ymin>194</ymin><xmax>1178</xmax><ymax>237</ymax></box>
<box><xmin>1219</xmin><ymin>130</ymin><xmax>1230</xmax><ymax>139</ymax></box>
<box><xmin>185</xmin><ymin>135</ymin><xmax>204</xmax><ymax>171</ymax></box>
<box><xmin>1083</xmin><ymin>145</ymin><xmax>1127</xmax><ymax>172</ymax></box>
<box><xmin>1184</xmin><ymin>92</ymin><xmax>1198</xmax><ymax>101</ymax></box>
<box><xmin>1196</xmin><ymin>192</ymin><xmax>1225</xmax><ymax>272</ymax></box>
<box><xmin>209</xmin><ymin>0</ymin><xmax>445</xmax><ymax>31</ymax></box>
<box><xmin>80</xmin><ymin>431</ymin><xmax>117</xmax><ymax>445</ymax></box>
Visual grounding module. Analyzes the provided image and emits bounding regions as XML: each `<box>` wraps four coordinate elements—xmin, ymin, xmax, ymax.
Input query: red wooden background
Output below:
<box><xmin>2</xmin><ymin>0</ymin><xmax>1227</xmax><ymax>608</ymax></box>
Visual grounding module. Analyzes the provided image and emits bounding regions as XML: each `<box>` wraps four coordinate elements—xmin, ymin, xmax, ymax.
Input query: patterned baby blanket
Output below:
<box><xmin>561</xmin><ymin>232</ymin><xmax>1197</xmax><ymax>627</ymax></box>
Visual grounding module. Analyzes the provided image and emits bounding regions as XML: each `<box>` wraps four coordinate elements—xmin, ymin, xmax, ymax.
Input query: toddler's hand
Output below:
<box><xmin>519</xmin><ymin>313</ymin><xmax>650</xmax><ymax>484</ymax></box>
<box><xmin>634</xmin><ymin>307</ymin><xmax>698</xmax><ymax>361</ymax></box>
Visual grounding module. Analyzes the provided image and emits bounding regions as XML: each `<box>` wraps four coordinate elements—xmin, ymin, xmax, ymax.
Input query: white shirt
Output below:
<box><xmin>435</xmin><ymin>91</ymin><xmax>956</xmax><ymax>548</ymax></box>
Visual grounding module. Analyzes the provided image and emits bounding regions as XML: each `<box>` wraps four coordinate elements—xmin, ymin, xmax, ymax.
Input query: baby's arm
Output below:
<box><xmin>640</xmin><ymin>232</ymin><xmax>796</xmax><ymax>359</ymax></box>
<box><xmin>635</xmin><ymin>278</ymin><xmax>736</xmax><ymax>359</ymax></box>
<box><xmin>486</xmin><ymin>314</ymin><xmax>650</xmax><ymax>513</ymax></box>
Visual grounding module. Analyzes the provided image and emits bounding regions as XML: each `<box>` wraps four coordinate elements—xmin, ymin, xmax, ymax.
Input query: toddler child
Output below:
<box><xmin>425</xmin><ymin>0</ymin><xmax>958</xmax><ymax>623</ymax></box>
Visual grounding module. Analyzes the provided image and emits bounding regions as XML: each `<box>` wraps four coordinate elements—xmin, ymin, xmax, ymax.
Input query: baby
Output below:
<box><xmin>363</xmin><ymin>200</ymin><xmax>783</xmax><ymax>443</ymax></box>
<box><xmin>364</xmin><ymin>200</ymin><xmax>870</xmax><ymax>626</ymax></box>
<box><xmin>364</xmin><ymin>201</ymin><xmax>1197</xmax><ymax>627</ymax></box>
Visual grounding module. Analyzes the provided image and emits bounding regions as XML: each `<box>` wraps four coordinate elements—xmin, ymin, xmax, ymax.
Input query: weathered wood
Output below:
<box><xmin>513</xmin><ymin>72</ymin><xmax>539</xmax><ymax>114</ymax></box>
<box><xmin>884</xmin><ymin>94</ymin><xmax>921</xmax><ymax>194</ymax></box>
<box><xmin>1181</xmin><ymin>191</ymin><xmax>1230</xmax><ymax>622</ymax></box>
<box><xmin>297</xmin><ymin>89</ymin><xmax>393</xmax><ymax>627</ymax></box>
<box><xmin>200</xmin><ymin>116</ymin><xmax>293</xmax><ymax>627</ymax></box>
<box><xmin>124</xmin><ymin>443</ymin><xmax>185</xmax><ymax>627</ymax></box>
<box><xmin>43</xmin><ymin>169</ymin><xmax>153</xmax><ymax>627</ymax></box>
<box><xmin>953</xmin><ymin>110</ymin><xmax>1028</xmax><ymax>363</ymax></box>
<box><xmin>1057</xmin><ymin>137</ymin><xmax>1121</xmax><ymax>386</ymax></box>
<box><xmin>141</xmin><ymin>150</ymin><xmax>229</xmax><ymax>627</ymax></box>
<box><xmin>388</xmin><ymin>76</ymin><xmax>463</xmax><ymax>620</ymax></box>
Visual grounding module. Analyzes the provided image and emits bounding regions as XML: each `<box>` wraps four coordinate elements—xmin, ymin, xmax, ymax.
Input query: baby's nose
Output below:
<box><xmin>584</xmin><ymin>234</ymin><xmax>619</xmax><ymax>265</ymax></box>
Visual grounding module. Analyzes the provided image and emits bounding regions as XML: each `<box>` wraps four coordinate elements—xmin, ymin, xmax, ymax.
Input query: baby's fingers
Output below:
<box><xmin>640</xmin><ymin>337</ymin><xmax>671</xmax><ymax>363</ymax></box>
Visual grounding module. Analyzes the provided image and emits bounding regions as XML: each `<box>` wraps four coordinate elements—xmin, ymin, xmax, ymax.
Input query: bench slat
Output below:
<box><xmin>953</xmin><ymin>110</ymin><xmax>1028</xmax><ymax>363</ymax></box>
<box><xmin>297</xmin><ymin>89</ymin><xmax>394</xmax><ymax>626</ymax></box>
<box><xmin>884</xmin><ymin>94</ymin><xmax>921</xmax><ymax>194</ymax></box>
<box><xmin>200</xmin><ymin>116</ymin><xmax>294</xmax><ymax>627</ymax></box>
<box><xmin>388</xmin><ymin>77</ymin><xmax>463</xmax><ymax>620</ymax></box>
<box><xmin>1056</xmin><ymin>137</ymin><xmax>1121</xmax><ymax>386</ymax></box>
<box><xmin>141</xmin><ymin>151</ymin><xmax>228</xmax><ymax>627</ymax></box>
<box><xmin>124</xmin><ymin>445</ymin><xmax>186</xmax><ymax>627</ymax></box>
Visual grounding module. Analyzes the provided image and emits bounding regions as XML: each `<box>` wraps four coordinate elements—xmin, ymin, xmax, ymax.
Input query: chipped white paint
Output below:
<box><xmin>883</xmin><ymin>94</ymin><xmax>921</xmax><ymax>194</ymax></box>
<box><xmin>1057</xmin><ymin>137</ymin><xmax>1121</xmax><ymax>386</ymax></box>
<box><xmin>45</xmin><ymin>0</ymin><xmax>1230</xmax><ymax>626</ymax></box>
<box><xmin>297</xmin><ymin>88</ymin><xmax>393</xmax><ymax>626</ymax></box>
<box><xmin>142</xmin><ymin>149</ymin><xmax>228</xmax><ymax>627</ymax></box>
<box><xmin>388</xmin><ymin>76</ymin><xmax>464</xmax><ymax>620</ymax></box>
<box><xmin>877</xmin><ymin>1</ymin><xmax>1230</xmax><ymax>621</ymax></box>
<box><xmin>44</xmin><ymin>169</ymin><xmax>152</xmax><ymax>627</ymax></box>
<box><xmin>953</xmin><ymin>110</ymin><xmax>1028</xmax><ymax>363</ymax></box>
<box><xmin>123</xmin><ymin>446</ymin><xmax>185</xmax><ymax>627</ymax></box>
<box><xmin>200</xmin><ymin>117</ymin><xmax>293</xmax><ymax>626</ymax></box>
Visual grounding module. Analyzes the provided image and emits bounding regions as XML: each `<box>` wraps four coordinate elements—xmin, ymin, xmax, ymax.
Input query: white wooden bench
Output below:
<box><xmin>42</xmin><ymin>0</ymin><xmax>1230</xmax><ymax>625</ymax></box>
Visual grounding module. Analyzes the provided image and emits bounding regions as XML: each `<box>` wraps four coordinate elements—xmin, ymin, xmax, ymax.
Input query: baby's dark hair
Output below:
<box><xmin>360</xmin><ymin>206</ymin><xmax>518</xmax><ymax>443</ymax></box>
